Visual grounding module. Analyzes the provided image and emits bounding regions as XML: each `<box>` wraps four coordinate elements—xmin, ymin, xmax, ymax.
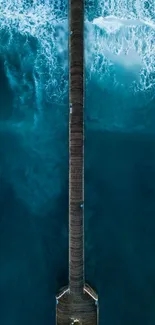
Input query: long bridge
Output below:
<box><xmin>56</xmin><ymin>0</ymin><xmax>99</xmax><ymax>324</ymax></box>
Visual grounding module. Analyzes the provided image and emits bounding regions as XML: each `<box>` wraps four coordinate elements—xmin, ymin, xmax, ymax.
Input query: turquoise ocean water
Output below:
<box><xmin>0</xmin><ymin>0</ymin><xmax>155</xmax><ymax>324</ymax></box>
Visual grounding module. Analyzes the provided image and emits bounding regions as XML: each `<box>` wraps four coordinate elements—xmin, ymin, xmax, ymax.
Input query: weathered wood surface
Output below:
<box><xmin>56</xmin><ymin>0</ymin><xmax>99</xmax><ymax>323</ymax></box>
<box><xmin>69</xmin><ymin>0</ymin><xmax>84</xmax><ymax>296</ymax></box>
<box><xmin>56</xmin><ymin>285</ymin><xmax>98</xmax><ymax>325</ymax></box>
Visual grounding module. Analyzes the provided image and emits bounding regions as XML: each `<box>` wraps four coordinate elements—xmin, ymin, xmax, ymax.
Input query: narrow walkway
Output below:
<box><xmin>56</xmin><ymin>0</ymin><xmax>99</xmax><ymax>323</ymax></box>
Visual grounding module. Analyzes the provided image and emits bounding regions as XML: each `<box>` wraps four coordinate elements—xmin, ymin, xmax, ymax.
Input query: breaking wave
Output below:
<box><xmin>0</xmin><ymin>0</ymin><xmax>69</xmax><ymax>213</ymax></box>
<box><xmin>0</xmin><ymin>0</ymin><xmax>155</xmax><ymax>212</ymax></box>
<box><xmin>85</xmin><ymin>0</ymin><xmax>155</xmax><ymax>129</ymax></box>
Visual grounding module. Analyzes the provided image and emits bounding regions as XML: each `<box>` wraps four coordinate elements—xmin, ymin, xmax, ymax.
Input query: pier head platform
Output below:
<box><xmin>56</xmin><ymin>284</ymin><xmax>98</xmax><ymax>325</ymax></box>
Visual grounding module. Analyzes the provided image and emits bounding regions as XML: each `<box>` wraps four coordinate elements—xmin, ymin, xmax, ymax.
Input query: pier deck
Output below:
<box><xmin>56</xmin><ymin>0</ymin><xmax>99</xmax><ymax>323</ymax></box>
<box><xmin>56</xmin><ymin>285</ymin><xmax>98</xmax><ymax>325</ymax></box>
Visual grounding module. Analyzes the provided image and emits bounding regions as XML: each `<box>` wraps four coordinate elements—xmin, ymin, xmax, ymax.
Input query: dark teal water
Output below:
<box><xmin>0</xmin><ymin>1</ymin><xmax>155</xmax><ymax>324</ymax></box>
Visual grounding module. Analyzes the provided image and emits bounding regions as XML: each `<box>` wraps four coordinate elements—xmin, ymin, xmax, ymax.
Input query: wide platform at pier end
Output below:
<box><xmin>56</xmin><ymin>284</ymin><xmax>98</xmax><ymax>325</ymax></box>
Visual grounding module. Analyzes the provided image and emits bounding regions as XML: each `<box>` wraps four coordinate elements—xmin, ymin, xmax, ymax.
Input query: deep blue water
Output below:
<box><xmin>0</xmin><ymin>1</ymin><xmax>155</xmax><ymax>324</ymax></box>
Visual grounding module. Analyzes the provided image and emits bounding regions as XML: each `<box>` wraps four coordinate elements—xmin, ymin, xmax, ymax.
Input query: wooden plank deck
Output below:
<box><xmin>56</xmin><ymin>285</ymin><xmax>98</xmax><ymax>325</ymax></box>
<box><xmin>56</xmin><ymin>0</ymin><xmax>99</xmax><ymax>323</ymax></box>
<box><xmin>69</xmin><ymin>0</ymin><xmax>84</xmax><ymax>297</ymax></box>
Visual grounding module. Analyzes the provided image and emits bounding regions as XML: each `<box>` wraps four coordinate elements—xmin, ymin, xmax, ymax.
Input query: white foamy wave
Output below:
<box><xmin>0</xmin><ymin>0</ymin><xmax>68</xmax><ymax>112</ymax></box>
<box><xmin>93</xmin><ymin>15</ymin><xmax>155</xmax><ymax>33</ymax></box>
<box><xmin>0</xmin><ymin>0</ymin><xmax>69</xmax><ymax>214</ymax></box>
<box><xmin>85</xmin><ymin>0</ymin><xmax>155</xmax><ymax>100</ymax></box>
<box><xmin>92</xmin><ymin>0</ymin><xmax>155</xmax><ymax>22</ymax></box>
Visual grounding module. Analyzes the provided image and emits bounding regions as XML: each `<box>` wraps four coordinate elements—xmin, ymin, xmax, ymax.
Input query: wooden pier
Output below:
<box><xmin>56</xmin><ymin>284</ymin><xmax>98</xmax><ymax>325</ymax></box>
<box><xmin>56</xmin><ymin>0</ymin><xmax>99</xmax><ymax>323</ymax></box>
